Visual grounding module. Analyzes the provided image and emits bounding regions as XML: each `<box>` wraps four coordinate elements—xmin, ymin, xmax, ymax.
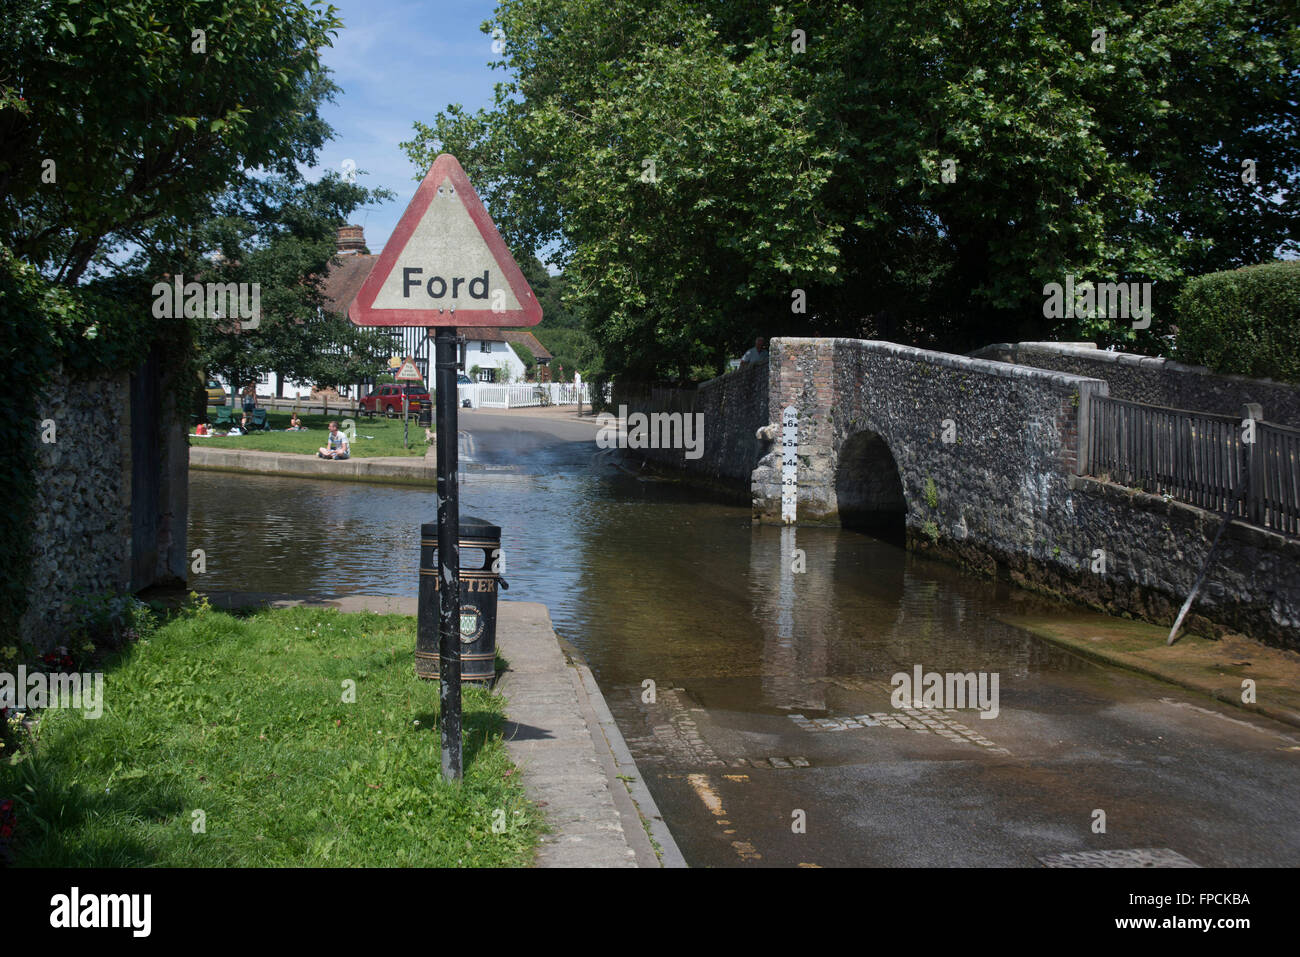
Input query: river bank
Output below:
<box><xmin>186</xmin><ymin>409</ymin><xmax>1300</xmax><ymax>867</ymax></box>
<box><xmin>192</xmin><ymin>591</ymin><xmax>684</xmax><ymax>867</ymax></box>
<box><xmin>190</xmin><ymin>445</ymin><xmax>438</xmax><ymax>486</ymax></box>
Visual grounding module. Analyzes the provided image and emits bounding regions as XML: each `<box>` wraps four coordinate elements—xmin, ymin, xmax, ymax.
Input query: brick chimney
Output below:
<box><xmin>336</xmin><ymin>224</ymin><xmax>366</xmax><ymax>255</ymax></box>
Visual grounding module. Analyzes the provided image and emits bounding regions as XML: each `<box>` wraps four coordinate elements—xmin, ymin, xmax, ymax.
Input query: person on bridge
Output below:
<box><xmin>740</xmin><ymin>337</ymin><xmax>769</xmax><ymax>368</ymax></box>
<box><xmin>318</xmin><ymin>422</ymin><xmax>350</xmax><ymax>460</ymax></box>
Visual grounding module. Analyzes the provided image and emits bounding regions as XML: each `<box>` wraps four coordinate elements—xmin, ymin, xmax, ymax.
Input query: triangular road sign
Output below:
<box><xmin>394</xmin><ymin>357</ymin><xmax>422</xmax><ymax>381</ymax></box>
<box><xmin>349</xmin><ymin>154</ymin><xmax>542</xmax><ymax>327</ymax></box>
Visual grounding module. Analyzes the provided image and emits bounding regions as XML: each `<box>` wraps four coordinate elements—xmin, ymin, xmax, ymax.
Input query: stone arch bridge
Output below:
<box><xmin>620</xmin><ymin>337</ymin><xmax>1299</xmax><ymax>648</ymax></box>
<box><xmin>750</xmin><ymin>338</ymin><xmax>1106</xmax><ymax>548</ymax></box>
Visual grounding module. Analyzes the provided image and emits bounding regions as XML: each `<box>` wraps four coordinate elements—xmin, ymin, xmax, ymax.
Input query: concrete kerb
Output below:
<box><xmin>190</xmin><ymin>445</ymin><xmax>437</xmax><ymax>487</ymax></box>
<box><xmin>200</xmin><ymin>591</ymin><xmax>679</xmax><ymax>867</ymax></box>
<box><xmin>495</xmin><ymin>601</ymin><xmax>684</xmax><ymax>867</ymax></box>
<box><xmin>567</xmin><ymin>649</ymin><xmax>688</xmax><ymax>867</ymax></box>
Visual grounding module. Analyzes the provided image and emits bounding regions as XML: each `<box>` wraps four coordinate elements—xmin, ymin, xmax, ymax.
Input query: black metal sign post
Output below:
<box><xmin>434</xmin><ymin>326</ymin><xmax>462</xmax><ymax>780</ymax></box>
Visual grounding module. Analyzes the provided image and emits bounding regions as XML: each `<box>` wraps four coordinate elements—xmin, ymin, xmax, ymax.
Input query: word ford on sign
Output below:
<box><xmin>401</xmin><ymin>267</ymin><xmax>492</xmax><ymax>303</ymax></box>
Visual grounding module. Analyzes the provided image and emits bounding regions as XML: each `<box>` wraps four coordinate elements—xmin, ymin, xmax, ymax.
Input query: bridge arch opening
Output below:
<box><xmin>835</xmin><ymin>430</ymin><xmax>907</xmax><ymax>542</ymax></box>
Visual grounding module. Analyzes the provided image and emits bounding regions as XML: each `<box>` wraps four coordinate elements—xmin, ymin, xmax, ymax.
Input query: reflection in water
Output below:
<box><xmin>189</xmin><ymin>425</ymin><xmax>1087</xmax><ymax>723</ymax></box>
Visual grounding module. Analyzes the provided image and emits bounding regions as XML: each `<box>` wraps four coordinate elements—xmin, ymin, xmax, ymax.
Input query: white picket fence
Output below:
<box><xmin>457</xmin><ymin>382</ymin><xmax>601</xmax><ymax>409</ymax></box>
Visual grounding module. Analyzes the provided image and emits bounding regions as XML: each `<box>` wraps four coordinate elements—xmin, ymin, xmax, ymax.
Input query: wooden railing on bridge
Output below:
<box><xmin>1086</xmin><ymin>394</ymin><xmax>1300</xmax><ymax>537</ymax></box>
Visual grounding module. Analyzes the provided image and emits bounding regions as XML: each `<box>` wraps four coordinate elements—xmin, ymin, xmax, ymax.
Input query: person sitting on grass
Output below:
<box><xmin>288</xmin><ymin>413</ymin><xmax>306</xmax><ymax>431</ymax></box>
<box><xmin>318</xmin><ymin>421</ymin><xmax>350</xmax><ymax>460</ymax></box>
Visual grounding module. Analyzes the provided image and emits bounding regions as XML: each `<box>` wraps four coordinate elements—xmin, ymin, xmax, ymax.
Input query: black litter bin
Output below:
<box><xmin>417</xmin><ymin>516</ymin><xmax>507</xmax><ymax>683</ymax></box>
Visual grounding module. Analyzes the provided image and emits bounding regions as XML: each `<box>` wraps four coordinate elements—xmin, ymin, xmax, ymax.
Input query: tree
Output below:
<box><xmin>512</xmin><ymin>340</ymin><xmax>536</xmax><ymax>378</ymax></box>
<box><xmin>178</xmin><ymin>173</ymin><xmax>397</xmax><ymax>402</ymax></box>
<box><xmin>512</xmin><ymin>255</ymin><xmax>600</xmax><ymax>377</ymax></box>
<box><xmin>404</xmin><ymin>0</ymin><xmax>1299</xmax><ymax>382</ymax></box>
<box><xmin>0</xmin><ymin>0</ymin><xmax>342</xmax><ymax>284</ymax></box>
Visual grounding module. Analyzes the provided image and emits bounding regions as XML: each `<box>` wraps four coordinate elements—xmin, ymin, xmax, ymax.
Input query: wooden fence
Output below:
<box><xmin>1086</xmin><ymin>394</ymin><xmax>1300</xmax><ymax>536</ymax></box>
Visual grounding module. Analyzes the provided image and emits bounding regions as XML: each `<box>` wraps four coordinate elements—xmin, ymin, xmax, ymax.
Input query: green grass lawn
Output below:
<box><xmin>196</xmin><ymin>409</ymin><xmax>429</xmax><ymax>457</ymax></box>
<box><xmin>1</xmin><ymin>605</ymin><xmax>541</xmax><ymax>867</ymax></box>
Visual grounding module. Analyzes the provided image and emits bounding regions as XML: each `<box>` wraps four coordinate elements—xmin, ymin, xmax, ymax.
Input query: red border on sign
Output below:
<box><xmin>394</xmin><ymin>355</ymin><xmax>423</xmax><ymax>381</ymax></box>
<box><xmin>348</xmin><ymin>154</ymin><xmax>542</xmax><ymax>328</ymax></box>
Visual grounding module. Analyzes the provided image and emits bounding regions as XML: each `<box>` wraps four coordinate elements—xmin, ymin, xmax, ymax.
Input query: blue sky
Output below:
<box><xmin>310</xmin><ymin>0</ymin><xmax>506</xmax><ymax>256</ymax></box>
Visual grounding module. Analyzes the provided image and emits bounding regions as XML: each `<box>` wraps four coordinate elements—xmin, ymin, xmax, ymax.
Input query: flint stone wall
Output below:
<box><xmin>626</xmin><ymin>336</ymin><xmax>1296</xmax><ymax>648</ymax></box>
<box><xmin>757</xmin><ymin>338</ymin><xmax>1298</xmax><ymax>648</ymax></box>
<box><xmin>755</xmin><ymin>337</ymin><xmax>1106</xmax><ymax>536</ymax></box>
<box><xmin>974</xmin><ymin>342</ymin><xmax>1300</xmax><ymax>428</ymax></box>
<box><xmin>613</xmin><ymin>360</ymin><xmax>769</xmax><ymax>495</ymax></box>
<box><xmin>20</xmin><ymin>361</ymin><xmax>188</xmax><ymax>652</ymax></box>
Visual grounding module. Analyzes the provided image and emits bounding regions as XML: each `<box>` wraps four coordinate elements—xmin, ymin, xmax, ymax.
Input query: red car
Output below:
<box><xmin>358</xmin><ymin>383</ymin><xmax>429</xmax><ymax>417</ymax></box>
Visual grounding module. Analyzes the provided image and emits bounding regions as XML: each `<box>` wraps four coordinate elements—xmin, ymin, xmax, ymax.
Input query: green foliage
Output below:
<box><xmin>511</xmin><ymin>256</ymin><xmax>600</xmax><ymax>377</ymax></box>
<box><xmin>532</xmin><ymin>325</ymin><xmax>599</xmax><ymax>379</ymax></box>
<box><xmin>66</xmin><ymin>593</ymin><xmax>159</xmax><ymax>654</ymax></box>
<box><xmin>518</xmin><ymin>255</ymin><xmax>578</xmax><ymax>329</ymax></box>
<box><xmin>182</xmin><ymin>173</ymin><xmax>397</xmax><ymax>396</ymax></box>
<box><xmin>0</xmin><ymin>0</ymin><xmax>343</xmax><ymax>284</ymax></box>
<box><xmin>1</xmin><ymin>0</ymin><xmax>352</xmax><ymax>645</ymax></box>
<box><xmin>1172</xmin><ymin>261</ymin><xmax>1300</xmax><ymax>383</ymax></box>
<box><xmin>406</xmin><ymin>0</ymin><xmax>1299</xmax><ymax>380</ymax></box>
<box><xmin>512</xmin><ymin>341</ymin><xmax>536</xmax><ymax>370</ymax></box>
<box><xmin>924</xmin><ymin>477</ymin><xmax>940</xmax><ymax>511</ymax></box>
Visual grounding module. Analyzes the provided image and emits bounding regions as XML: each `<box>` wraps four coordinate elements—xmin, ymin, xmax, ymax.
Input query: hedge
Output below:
<box><xmin>1172</xmin><ymin>260</ymin><xmax>1300</xmax><ymax>383</ymax></box>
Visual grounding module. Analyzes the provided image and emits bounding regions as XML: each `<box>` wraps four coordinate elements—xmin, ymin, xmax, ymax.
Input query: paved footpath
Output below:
<box><xmin>202</xmin><ymin>590</ymin><xmax>685</xmax><ymax>868</ymax></box>
<box><xmin>494</xmin><ymin>600</ymin><xmax>685</xmax><ymax>867</ymax></box>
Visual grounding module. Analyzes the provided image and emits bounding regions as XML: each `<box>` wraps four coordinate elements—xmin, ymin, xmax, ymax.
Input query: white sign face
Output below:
<box><xmin>369</xmin><ymin>177</ymin><xmax>522</xmax><ymax>316</ymax></box>
<box><xmin>781</xmin><ymin>405</ymin><xmax>798</xmax><ymax>524</ymax></box>
<box><xmin>395</xmin><ymin>359</ymin><xmax>422</xmax><ymax>381</ymax></box>
<box><xmin>349</xmin><ymin>154</ymin><xmax>541</xmax><ymax>328</ymax></box>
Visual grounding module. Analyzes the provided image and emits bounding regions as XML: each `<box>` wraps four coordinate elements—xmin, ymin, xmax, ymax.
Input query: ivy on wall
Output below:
<box><xmin>0</xmin><ymin>247</ymin><xmax>194</xmax><ymax>639</ymax></box>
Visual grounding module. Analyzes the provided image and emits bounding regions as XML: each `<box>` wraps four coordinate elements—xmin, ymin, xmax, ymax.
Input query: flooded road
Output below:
<box><xmin>189</xmin><ymin>408</ymin><xmax>1300</xmax><ymax>867</ymax></box>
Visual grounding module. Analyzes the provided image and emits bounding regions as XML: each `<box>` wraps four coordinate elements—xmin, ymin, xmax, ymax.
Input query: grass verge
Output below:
<box><xmin>1</xmin><ymin>604</ymin><xmax>541</xmax><ymax>866</ymax></box>
<box><xmin>196</xmin><ymin>410</ymin><xmax>430</xmax><ymax>457</ymax></box>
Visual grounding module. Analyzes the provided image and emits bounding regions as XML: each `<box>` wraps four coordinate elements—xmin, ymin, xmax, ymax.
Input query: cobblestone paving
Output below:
<box><xmin>621</xmin><ymin>687</ymin><xmax>726</xmax><ymax>768</ymax></box>
<box><xmin>1038</xmin><ymin>848</ymin><xmax>1200</xmax><ymax>868</ymax></box>
<box><xmin>787</xmin><ymin>708</ymin><xmax>1012</xmax><ymax>755</ymax></box>
<box><xmin>616</xmin><ymin>679</ymin><xmax>1013</xmax><ymax>770</ymax></box>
